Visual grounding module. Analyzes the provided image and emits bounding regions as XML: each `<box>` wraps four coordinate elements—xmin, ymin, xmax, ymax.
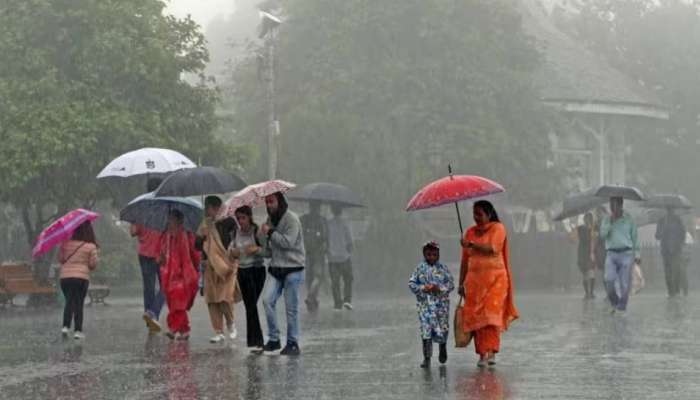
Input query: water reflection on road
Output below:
<box><xmin>2</xmin><ymin>293</ymin><xmax>700</xmax><ymax>399</ymax></box>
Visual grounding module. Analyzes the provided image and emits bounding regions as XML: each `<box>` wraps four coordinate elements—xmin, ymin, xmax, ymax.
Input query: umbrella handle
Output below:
<box><xmin>455</xmin><ymin>202</ymin><xmax>464</xmax><ymax>235</ymax></box>
<box><xmin>448</xmin><ymin>164</ymin><xmax>464</xmax><ymax>234</ymax></box>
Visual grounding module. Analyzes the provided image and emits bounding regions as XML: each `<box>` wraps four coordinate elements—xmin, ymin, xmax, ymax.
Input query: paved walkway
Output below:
<box><xmin>1</xmin><ymin>292</ymin><xmax>699</xmax><ymax>399</ymax></box>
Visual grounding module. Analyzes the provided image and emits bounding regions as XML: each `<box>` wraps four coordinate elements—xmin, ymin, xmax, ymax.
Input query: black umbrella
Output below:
<box><xmin>288</xmin><ymin>182</ymin><xmax>365</xmax><ymax>208</ymax></box>
<box><xmin>642</xmin><ymin>194</ymin><xmax>693</xmax><ymax>210</ymax></box>
<box><xmin>153</xmin><ymin>167</ymin><xmax>247</xmax><ymax>197</ymax></box>
<box><xmin>120</xmin><ymin>192</ymin><xmax>203</xmax><ymax>232</ymax></box>
<box><xmin>595</xmin><ymin>185</ymin><xmax>645</xmax><ymax>201</ymax></box>
<box><xmin>553</xmin><ymin>188</ymin><xmax>607</xmax><ymax>221</ymax></box>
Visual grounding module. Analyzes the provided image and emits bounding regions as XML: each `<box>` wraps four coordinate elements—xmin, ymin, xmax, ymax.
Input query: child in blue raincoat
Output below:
<box><xmin>408</xmin><ymin>241</ymin><xmax>455</xmax><ymax>368</ymax></box>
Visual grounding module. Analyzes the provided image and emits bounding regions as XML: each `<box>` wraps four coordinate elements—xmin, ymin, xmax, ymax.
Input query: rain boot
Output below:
<box><xmin>420</xmin><ymin>339</ymin><xmax>432</xmax><ymax>368</ymax></box>
<box><xmin>438</xmin><ymin>343</ymin><xmax>447</xmax><ymax>364</ymax></box>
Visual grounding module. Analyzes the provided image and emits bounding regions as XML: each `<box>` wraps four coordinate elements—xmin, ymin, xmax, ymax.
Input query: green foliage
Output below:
<box><xmin>0</xmin><ymin>0</ymin><xmax>249</xmax><ymax>249</ymax></box>
<box><xmin>222</xmin><ymin>0</ymin><xmax>561</xmax><ymax>278</ymax></box>
<box><xmin>227</xmin><ymin>0</ymin><xmax>559</xmax><ymax>206</ymax></box>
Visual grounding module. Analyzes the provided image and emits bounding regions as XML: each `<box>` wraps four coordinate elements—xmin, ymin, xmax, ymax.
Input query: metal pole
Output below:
<box><xmin>449</xmin><ymin>164</ymin><xmax>464</xmax><ymax>234</ymax></box>
<box><xmin>265</xmin><ymin>28</ymin><xmax>278</xmax><ymax>180</ymax></box>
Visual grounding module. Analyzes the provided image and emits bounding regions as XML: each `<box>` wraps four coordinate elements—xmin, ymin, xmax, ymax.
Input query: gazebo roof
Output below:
<box><xmin>519</xmin><ymin>0</ymin><xmax>668</xmax><ymax>119</ymax></box>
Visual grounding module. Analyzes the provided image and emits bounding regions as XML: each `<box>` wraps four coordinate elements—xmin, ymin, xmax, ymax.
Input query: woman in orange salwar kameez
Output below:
<box><xmin>459</xmin><ymin>200</ymin><xmax>518</xmax><ymax>368</ymax></box>
<box><xmin>158</xmin><ymin>210</ymin><xmax>201</xmax><ymax>340</ymax></box>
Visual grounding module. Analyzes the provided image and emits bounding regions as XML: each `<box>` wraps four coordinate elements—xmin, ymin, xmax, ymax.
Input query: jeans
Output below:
<box><xmin>329</xmin><ymin>259</ymin><xmax>353</xmax><ymax>308</ymax></box>
<box><xmin>139</xmin><ymin>256</ymin><xmax>164</xmax><ymax>319</ymax></box>
<box><xmin>263</xmin><ymin>269</ymin><xmax>304</xmax><ymax>344</ymax></box>
<box><xmin>61</xmin><ymin>278</ymin><xmax>89</xmax><ymax>331</ymax></box>
<box><xmin>604</xmin><ymin>251</ymin><xmax>634</xmax><ymax>311</ymax></box>
<box><xmin>239</xmin><ymin>267</ymin><xmax>267</xmax><ymax>347</ymax></box>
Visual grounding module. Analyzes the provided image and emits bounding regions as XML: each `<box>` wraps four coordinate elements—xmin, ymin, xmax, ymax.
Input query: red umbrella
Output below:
<box><xmin>406</xmin><ymin>166</ymin><xmax>505</xmax><ymax>233</ymax></box>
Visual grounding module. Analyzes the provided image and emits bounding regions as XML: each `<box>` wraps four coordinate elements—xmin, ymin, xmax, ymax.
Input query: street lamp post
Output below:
<box><xmin>259</xmin><ymin>11</ymin><xmax>282</xmax><ymax>180</ymax></box>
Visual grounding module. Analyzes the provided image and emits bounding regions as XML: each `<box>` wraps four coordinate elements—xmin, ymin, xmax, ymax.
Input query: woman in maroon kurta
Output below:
<box><xmin>158</xmin><ymin>210</ymin><xmax>201</xmax><ymax>339</ymax></box>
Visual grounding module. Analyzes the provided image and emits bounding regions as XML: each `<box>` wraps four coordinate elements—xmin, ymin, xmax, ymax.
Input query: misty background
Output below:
<box><xmin>2</xmin><ymin>0</ymin><xmax>700</xmax><ymax>296</ymax></box>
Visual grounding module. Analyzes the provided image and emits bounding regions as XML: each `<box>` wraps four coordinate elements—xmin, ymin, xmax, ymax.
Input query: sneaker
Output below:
<box><xmin>487</xmin><ymin>354</ymin><xmax>496</xmax><ymax>366</ymax></box>
<box><xmin>263</xmin><ymin>341</ymin><xmax>281</xmax><ymax>352</ymax></box>
<box><xmin>280</xmin><ymin>342</ymin><xmax>300</xmax><ymax>356</ymax></box>
<box><xmin>165</xmin><ymin>331</ymin><xmax>176</xmax><ymax>340</ymax></box>
<box><xmin>477</xmin><ymin>358</ymin><xmax>487</xmax><ymax>368</ymax></box>
<box><xmin>343</xmin><ymin>302</ymin><xmax>354</xmax><ymax>311</ymax></box>
<box><xmin>74</xmin><ymin>332</ymin><xmax>85</xmax><ymax>340</ymax></box>
<box><xmin>61</xmin><ymin>327</ymin><xmax>70</xmax><ymax>337</ymax></box>
<box><xmin>177</xmin><ymin>332</ymin><xmax>190</xmax><ymax>341</ymax></box>
<box><xmin>228</xmin><ymin>325</ymin><xmax>238</xmax><ymax>340</ymax></box>
<box><xmin>334</xmin><ymin>306</ymin><xmax>343</xmax><ymax>312</ymax></box>
<box><xmin>210</xmin><ymin>334</ymin><xmax>226</xmax><ymax>343</ymax></box>
<box><xmin>143</xmin><ymin>312</ymin><xmax>162</xmax><ymax>333</ymax></box>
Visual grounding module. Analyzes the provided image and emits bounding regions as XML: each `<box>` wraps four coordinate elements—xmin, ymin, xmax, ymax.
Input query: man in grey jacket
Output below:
<box><xmin>260</xmin><ymin>192</ymin><xmax>306</xmax><ymax>355</ymax></box>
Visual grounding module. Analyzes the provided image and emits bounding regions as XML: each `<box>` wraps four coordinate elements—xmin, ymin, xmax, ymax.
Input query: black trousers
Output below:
<box><xmin>329</xmin><ymin>259</ymin><xmax>353</xmax><ymax>307</ymax></box>
<box><xmin>238</xmin><ymin>267</ymin><xmax>266</xmax><ymax>347</ymax></box>
<box><xmin>61</xmin><ymin>278</ymin><xmax>89</xmax><ymax>331</ymax></box>
<box><xmin>305</xmin><ymin>252</ymin><xmax>326</xmax><ymax>302</ymax></box>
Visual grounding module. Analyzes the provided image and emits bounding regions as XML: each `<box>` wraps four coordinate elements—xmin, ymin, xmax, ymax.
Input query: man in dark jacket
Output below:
<box><xmin>300</xmin><ymin>201</ymin><xmax>328</xmax><ymax>312</ymax></box>
<box><xmin>656</xmin><ymin>208</ymin><xmax>687</xmax><ymax>297</ymax></box>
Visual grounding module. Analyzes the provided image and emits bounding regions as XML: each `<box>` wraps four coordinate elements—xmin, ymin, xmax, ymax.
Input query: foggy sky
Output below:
<box><xmin>166</xmin><ymin>0</ymin><xmax>237</xmax><ymax>28</ymax></box>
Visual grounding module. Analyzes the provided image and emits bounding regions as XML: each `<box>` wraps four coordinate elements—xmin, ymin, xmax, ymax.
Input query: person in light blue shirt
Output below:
<box><xmin>599</xmin><ymin>197</ymin><xmax>641</xmax><ymax>313</ymax></box>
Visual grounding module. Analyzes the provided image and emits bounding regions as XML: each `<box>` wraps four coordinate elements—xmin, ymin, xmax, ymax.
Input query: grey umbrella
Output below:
<box><xmin>595</xmin><ymin>185</ymin><xmax>645</xmax><ymax>201</ymax></box>
<box><xmin>633</xmin><ymin>207</ymin><xmax>692</xmax><ymax>227</ymax></box>
<box><xmin>153</xmin><ymin>166</ymin><xmax>247</xmax><ymax>197</ymax></box>
<box><xmin>642</xmin><ymin>194</ymin><xmax>693</xmax><ymax>210</ymax></box>
<box><xmin>288</xmin><ymin>182</ymin><xmax>365</xmax><ymax>208</ymax></box>
<box><xmin>120</xmin><ymin>192</ymin><xmax>203</xmax><ymax>232</ymax></box>
<box><xmin>553</xmin><ymin>188</ymin><xmax>607</xmax><ymax>221</ymax></box>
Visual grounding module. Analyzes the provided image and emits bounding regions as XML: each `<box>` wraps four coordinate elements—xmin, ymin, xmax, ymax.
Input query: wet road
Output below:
<box><xmin>1</xmin><ymin>291</ymin><xmax>700</xmax><ymax>399</ymax></box>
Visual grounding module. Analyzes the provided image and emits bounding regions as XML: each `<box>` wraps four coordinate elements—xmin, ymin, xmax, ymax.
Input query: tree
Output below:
<box><xmin>0</xmin><ymin>0</ymin><xmax>248</xmax><ymax>254</ymax></box>
<box><xmin>224</xmin><ymin>0</ymin><xmax>561</xmax><ymax>282</ymax></box>
<box><xmin>571</xmin><ymin>0</ymin><xmax>700</xmax><ymax>202</ymax></box>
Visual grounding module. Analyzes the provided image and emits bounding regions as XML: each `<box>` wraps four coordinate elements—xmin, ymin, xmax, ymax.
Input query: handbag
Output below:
<box><xmin>454</xmin><ymin>295</ymin><xmax>472</xmax><ymax>348</ymax></box>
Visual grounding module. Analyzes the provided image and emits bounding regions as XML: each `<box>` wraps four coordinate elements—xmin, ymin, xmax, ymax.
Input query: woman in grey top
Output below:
<box><xmin>230</xmin><ymin>206</ymin><xmax>266</xmax><ymax>349</ymax></box>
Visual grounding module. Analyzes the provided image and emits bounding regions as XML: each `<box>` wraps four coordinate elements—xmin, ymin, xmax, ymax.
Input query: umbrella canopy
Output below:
<box><xmin>642</xmin><ymin>194</ymin><xmax>693</xmax><ymax>210</ymax></box>
<box><xmin>120</xmin><ymin>192</ymin><xmax>203</xmax><ymax>232</ymax></box>
<box><xmin>406</xmin><ymin>170</ymin><xmax>505</xmax><ymax>234</ymax></box>
<box><xmin>594</xmin><ymin>185</ymin><xmax>645</xmax><ymax>201</ymax></box>
<box><xmin>218</xmin><ymin>180</ymin><xmax>296</xmax><ymax>219</ymax></box>
<box><xmin>153</xmin><ymin>167</ymin><xmax>247</xmax><ymax>197</ymax></box>
<box><xmin>288</xmin><ymin>182</ymin><xmax>365</xmax><ymax>208</ymax></box>
<box><xmin>32</xmin><ymin>209</ymin><xmax>100</xmax><ymax>259</ymax></box>
<box><xmin>553</xmin><ymin>188</ymin><xmax>607</xmax><ymax>221</ymax></box>
<box><xmin>97</xmin><ymin>148</ymin><xmax>196</xmax><ymax>179</ymax></box>
<box><xmin>633</xmin><ymin>207</ymin><xmax>692</xmax><ymax>227</ymax></box>
<box><xmin>406</xmin><ymin>175</ymin><xmax>505</xmax><ymax>212</ymax></box>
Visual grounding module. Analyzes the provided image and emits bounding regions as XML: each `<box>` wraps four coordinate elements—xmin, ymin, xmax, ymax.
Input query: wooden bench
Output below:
<box><xmin>87</xmin><ymin>284</ymin><xmax>110</xmax><ymax>306</ymax></box>
<box><xmin>0</xmin><ymin>263</ymin><xmax>56</xmax><ymax>306</ymax></box>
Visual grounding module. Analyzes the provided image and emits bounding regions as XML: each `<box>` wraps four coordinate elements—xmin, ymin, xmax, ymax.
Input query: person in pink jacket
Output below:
<box><xmin>59</xmin><ymin>221</ymin><xmax>99</xmax><ymax>340</ymax></box>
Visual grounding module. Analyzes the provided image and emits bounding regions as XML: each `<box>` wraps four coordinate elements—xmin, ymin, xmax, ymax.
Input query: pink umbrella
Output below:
<box><xmin>218</xmin><ymin>180</ymin><xmax>296</xmax><ymax>220</ymax></box>
<box><xmin>32</xmin><ymin>209</ymin><xmax>100</xmax><ymax>259</ymax></box>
